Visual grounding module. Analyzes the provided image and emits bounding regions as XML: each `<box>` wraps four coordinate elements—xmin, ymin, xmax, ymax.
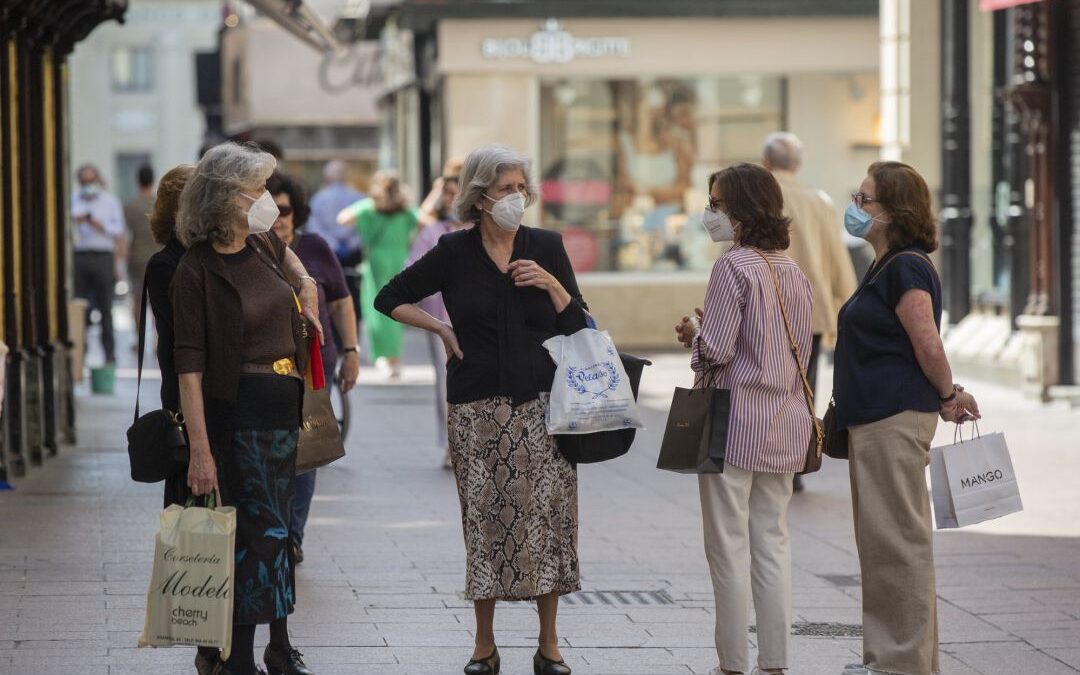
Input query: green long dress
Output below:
<box><xmin>348</xmin><ymin>198</ymin><xmax>418</xmax><ymax>360</ymax></box>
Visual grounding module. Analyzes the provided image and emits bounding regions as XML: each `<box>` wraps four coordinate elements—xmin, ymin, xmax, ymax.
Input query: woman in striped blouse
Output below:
<box><xmin>676</xmin><ymin>163</ymin><xmax>813</xmax><ymax>675</ymax></box>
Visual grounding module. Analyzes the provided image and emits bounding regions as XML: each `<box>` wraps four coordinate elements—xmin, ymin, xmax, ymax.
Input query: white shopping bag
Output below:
<box><xmin>930</xmin><ymin>429</ymin><xmax>1023</xmax><ymax>529</ymax></box>
<box><xmin>543</xmin><ymin>328</ymin><xmax>645</xmax><ymax>434</ymax></box>
<box><xmin>139</xmin><ymin>494</ymin><xmax>236</xmax><ymax>658</ymax></box>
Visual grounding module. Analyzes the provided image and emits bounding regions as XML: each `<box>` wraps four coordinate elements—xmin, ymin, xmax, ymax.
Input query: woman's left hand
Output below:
<box><xmin>338</xmin><ymin>352</ymin><xmax>360</xmax><ymax>394</ymax></box>
<box><xmin>298</xmin><ymin>279</ymin><xmax>324</xmax><ymax>345</ymax></box>
<box><xmin>508</xmin><ymin>259</ymin><xmax>562</xmax><ymax>293</ymax></box>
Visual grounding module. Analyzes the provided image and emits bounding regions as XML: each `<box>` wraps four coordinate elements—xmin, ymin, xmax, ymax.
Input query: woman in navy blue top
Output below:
<box><xmin>833</xmin><ymin>162</ymin><xmax>980</xmax><ymax>675</ymax></box>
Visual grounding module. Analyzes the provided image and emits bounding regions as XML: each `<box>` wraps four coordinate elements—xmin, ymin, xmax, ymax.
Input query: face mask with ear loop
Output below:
<box><xmin>241</xmin><ymin>190</ymin><xmax>280</xmax><ymax>234</ymax></box>
<box><xmin>482</xmin><ymin>192</ymin><xmax>526</xmax><ymax>232</ymax></box>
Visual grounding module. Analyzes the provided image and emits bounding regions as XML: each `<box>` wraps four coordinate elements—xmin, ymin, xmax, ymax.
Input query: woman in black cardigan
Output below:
<box><xmin>376</xmin><ymin>145</ymin><xmax>587</xmax><ymax>675</ymax></box>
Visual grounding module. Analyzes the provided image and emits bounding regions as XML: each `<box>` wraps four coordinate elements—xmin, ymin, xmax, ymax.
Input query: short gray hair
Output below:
<box><xmin>177</xmin><ymin>142</ymin><xmax>277</xmax><ymax>247</ymax></box>
<box><xmin>453</xmin><ymin>144</ymin><xmax>537</xmax><ymax>224</ymax></box>
<box><xmin>762</xmin><ymin>132</ymin><xmax>803</xmax><ymax>171</ymax></box>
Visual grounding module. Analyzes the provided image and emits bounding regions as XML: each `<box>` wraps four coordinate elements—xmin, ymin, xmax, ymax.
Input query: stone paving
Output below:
<box><xmin>2</xmin><ymin>329</ymin><xmax>1080</xmax><ymax>675</ymax></box>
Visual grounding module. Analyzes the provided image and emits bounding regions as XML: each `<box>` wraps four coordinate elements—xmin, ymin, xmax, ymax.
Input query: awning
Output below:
<box><xmin>243</xmin><ymin>0</ymin><xmax>342</xmax><ymax>52</ymax></box>
<box><xmin>980</xmin><ymin>0</ymin><xmax>1043</xmax><ymax>11</ymax></box>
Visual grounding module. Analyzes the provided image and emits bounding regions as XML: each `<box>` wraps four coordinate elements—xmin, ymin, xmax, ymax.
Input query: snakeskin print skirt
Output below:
<box><xmin>447</xmin><ymin>394</ymin><xmax>580</xmax><ymax>601</ymax></box>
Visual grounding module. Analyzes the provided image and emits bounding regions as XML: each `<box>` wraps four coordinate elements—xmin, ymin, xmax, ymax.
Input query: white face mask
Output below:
<box><xmin>701</xmin><ymin>208</ymin><xmax>736</xmax><ymax>242</ymax></box>
<box><xmin>482</xmin><ymin>192</ymin><xmax>525</xmax><ymax>232</ymax></box>
<box><xmin>241</xmin><ymin>190</ymin><xmax>280</xmax><ymax>234</ymax></box>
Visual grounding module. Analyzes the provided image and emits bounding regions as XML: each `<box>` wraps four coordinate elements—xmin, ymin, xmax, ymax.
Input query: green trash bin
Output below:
<box><xmin>90</xmin><ymin>365</ymin><xmax>116</xmax><ymax>395</ymax></box>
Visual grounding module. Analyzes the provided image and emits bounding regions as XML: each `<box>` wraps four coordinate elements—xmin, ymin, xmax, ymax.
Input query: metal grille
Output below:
<box><xmin>563</xmin><ymin>590</ymin><xmax>675</xmax><ymax>606</ymax></box>
<box><xmin>751</xmin><ymin>622</ymin><xmax>863</xmax><ymax>637</ymax></box>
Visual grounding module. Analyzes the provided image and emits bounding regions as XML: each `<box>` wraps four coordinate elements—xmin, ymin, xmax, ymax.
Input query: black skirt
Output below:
<box><xmin>214</xmin><ymin>373</ymin><xmax>302</xmax><ymax>625</ymax></box>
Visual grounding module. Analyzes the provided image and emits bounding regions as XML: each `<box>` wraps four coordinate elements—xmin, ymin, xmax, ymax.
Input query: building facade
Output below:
<box><xmin>383</xmin><ymin>0</ymin><xmax>882</xmax><ymax>347</ymax></box>
<box><xmin>1</xmin><ymin>2</ymin><xmax>127</xmax><ymax>485</ymax></box>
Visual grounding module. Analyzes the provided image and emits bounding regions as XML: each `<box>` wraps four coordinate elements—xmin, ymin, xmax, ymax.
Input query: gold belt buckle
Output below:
<box><xmin>272</xmin><ymin>358</ymin><xmax>294</xmax><ymax>376</ymax></box>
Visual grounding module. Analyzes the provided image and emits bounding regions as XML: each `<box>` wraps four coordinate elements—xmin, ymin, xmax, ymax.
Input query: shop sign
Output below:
<box><xmin>481</xmin><ymin>19</ymin><xmax>630</xmax><ymax>64</ymax></box>
<box><xmin>979</xmin><ymin>0</ymin><xmax>1043</xmax><ymax>10</ymax></box>
<box><xmin>561</xmin><ymin>227</ymin><xmax>600</xmax><ymax>273</ymax></box>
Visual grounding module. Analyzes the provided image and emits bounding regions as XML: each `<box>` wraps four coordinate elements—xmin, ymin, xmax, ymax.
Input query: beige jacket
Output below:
<box><xmin>773</xmin><ymin>170</ymin><xmax>857</xmax><ymax>341</ymax></box>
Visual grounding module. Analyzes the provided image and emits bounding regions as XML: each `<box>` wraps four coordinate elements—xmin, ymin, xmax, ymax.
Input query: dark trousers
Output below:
<box><xmin>74</xmin><ymin>250</ymin><xmax>116</xmax><ymax>363</ymax></box>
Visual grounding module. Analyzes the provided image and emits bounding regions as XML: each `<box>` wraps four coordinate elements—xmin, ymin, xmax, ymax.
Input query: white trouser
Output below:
<box><xmin>699</xmin><ymin>464</ymin><xmax>794</xmax><ymax>673</ymax></box>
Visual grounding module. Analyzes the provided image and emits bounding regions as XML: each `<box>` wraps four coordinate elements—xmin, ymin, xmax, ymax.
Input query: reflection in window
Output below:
<box><xmin>540</xmin><ymin>77</ymin><xmax>784</xmax><ymax>272</ymax></box>
<box><xmin>111</xmin><ymin>46</ymin><xmax>154</xmax><ymax>92</ymax></box>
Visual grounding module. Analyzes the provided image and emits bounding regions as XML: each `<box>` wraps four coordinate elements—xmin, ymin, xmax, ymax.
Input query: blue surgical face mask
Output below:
<box><xmin>844</xmin><ymin>202</ymin><xmax>882</xmax><ymax>239</ymax></box>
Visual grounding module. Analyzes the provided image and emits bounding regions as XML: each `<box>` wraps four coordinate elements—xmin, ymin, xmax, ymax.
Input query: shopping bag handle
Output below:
<box><xmin>184</xmin><ymin>486</ymin><xmax>222</xmax><ymax>509</ymax></box>
<box><xmin>953</xmin><ymin>420</ymin><xmax>982</xmax><ymax>444</ymax></box>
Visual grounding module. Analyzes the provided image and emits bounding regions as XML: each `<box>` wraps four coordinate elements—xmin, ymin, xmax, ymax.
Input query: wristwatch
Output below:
<box><xmin>342</xmin><ymin>346</ymin><xmax>359</xmax><ymax>354</ymax></box>
<box><xmin>939</xmin><ymin>384</ymin><xmax>959</xmax><ymax>403</ymax></box>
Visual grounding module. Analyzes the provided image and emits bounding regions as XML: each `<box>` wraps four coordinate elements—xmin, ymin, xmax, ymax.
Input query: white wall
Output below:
<box><xmin>68</xmin><ymin>0</ymin><xmax>220</xmax><ymax>193</ymax></box>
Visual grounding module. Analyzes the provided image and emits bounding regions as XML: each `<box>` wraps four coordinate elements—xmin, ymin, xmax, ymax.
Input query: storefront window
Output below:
<box><xmin>539</xmin><ymin>77</ymin><xmax>784</xmax><ymax>272</ymax></box>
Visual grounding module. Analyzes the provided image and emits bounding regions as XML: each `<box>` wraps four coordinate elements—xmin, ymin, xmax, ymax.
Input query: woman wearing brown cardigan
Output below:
<box><xmin>173</xmin><ymin>142</ymin><xmax>323</xmax><ymax>675</ymax></box>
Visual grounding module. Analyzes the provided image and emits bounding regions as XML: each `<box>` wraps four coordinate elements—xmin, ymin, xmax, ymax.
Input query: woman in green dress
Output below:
<box><xmin>338</xmin><ymin>170</ymin><xmax>418</xmax><ymax>377</ymax></box>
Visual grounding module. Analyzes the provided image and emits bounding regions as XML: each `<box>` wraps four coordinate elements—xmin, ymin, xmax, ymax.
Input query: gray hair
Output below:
<box><xmin>453</xmin><ymin>144</ymin><xmax>538</xmax><ymax>224</ymax></box>
<box><xmin>177</xmin><ymin>142</ymin><xmax>277</xmax><ymax>247</ymax></box>
<box><xmin>762</xmin><ymin>132</ymin><xmax>803</xmax><ymax>171</ymax></box>
<box><xmin>323</xmin><ymin>160</ymin><xmax>346</xmax><ymax>183</ymax></box>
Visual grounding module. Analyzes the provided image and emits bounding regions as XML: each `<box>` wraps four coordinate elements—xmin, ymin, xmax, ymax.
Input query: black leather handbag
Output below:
<box><xmin>822</xmin><ymin>398</ymin><xmax>849</xmax><ymax>460</ymax></box>
<box><xmin>126</xmin><ymin>272</ymin><xmax>189</xmax><ymax>483</ymax></box>
<box><xmin>656</xmin><ymin>367</ymin><xmax>729</xmax><ymax>474</ymax></box>
<box><xmin>555</xmin><ymin>353</ymin><xmax>650</xmax><ymax>464</ymax></box>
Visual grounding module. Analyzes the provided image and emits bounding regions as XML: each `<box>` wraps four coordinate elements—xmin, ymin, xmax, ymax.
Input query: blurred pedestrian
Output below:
<box><xmin>268</xmin><ymin>170</ymin><xmax>359</xmax><ymax>565</ymax></box>
<box><xmin>173</xmin><ymin>142</ymin><xmax>321</xmax><ymax>675</ymax></box>
<box><xmin>834</xmin><ymin>161</ymin><xmax>981</xmax><ymax>675</ymax></box>
<box><xmin>310</xmin><ymin>160</ymin><xmax>365</xmax><ymax>328</ymax></box>
<box><xmin>762</xmin><ymin>132</ymin><xmax>856</xmax><ymax>492</ymax></box>
<box><xmin>376</xmin><ymin>145</ymin><xmax>587</xmax><ymax>675</ymax></box>
<box><xmin>406</xmin><ymin>158</ymin><xmax>468</xmax><ymax>467</ymax></box>
<box><xmin>125</xmin><ymin>164</ymin><xmax>158</xmax><ymax>331</ymax></box>
<box><xmin>675</xmin><ymin>163</ymin><xmax>812</xmax><ymax>675</ymax></box>
<box><xmin>338</xmin><ymin>170</ymin><xmax>417</xmax><ymax>379</ymax></box>
<box><xmin>72</xmin><ymin>163</ymin><xmax>125</xmax><ymax>365</ymax></box>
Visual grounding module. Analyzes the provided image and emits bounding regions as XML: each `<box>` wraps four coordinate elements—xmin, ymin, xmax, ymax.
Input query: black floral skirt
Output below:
<box><xmin>215</xmin><ymin>373</ymin><xmax>302</xmax><ymax>625</ymax></box>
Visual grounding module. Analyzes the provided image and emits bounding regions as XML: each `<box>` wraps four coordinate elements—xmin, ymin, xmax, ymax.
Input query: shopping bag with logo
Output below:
<box><xmin>930</xmin><ymin>425</ymin><xmax>1023</xmax><ymax>529</ymax></box>
<box><xmin>139</xmin><ymin>491</ymin><xmax>236</xmax><ymax>658</ymax></box>
<box><xmin>543</xmin><ymin>328</ymin><xmax>645</xmax><ymax>435</ymax></box>
<box><xmin>655</xmin><ymin>366</ymin><xmax>729</xmax><ymax>474</ymax></box>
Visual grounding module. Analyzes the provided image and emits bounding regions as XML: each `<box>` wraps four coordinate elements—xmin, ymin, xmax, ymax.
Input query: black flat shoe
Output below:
<box><xmin>534</xmin><ymin>648</ymin><xmax>571</xmax><ymax>675</ymax></box>
<box><xmin>195</xmin><ymin>651</ymin><xmax>222</xmax><ymax>675</ymax></box>
<box><xmin>264</xmin><ymin>643</ymin><xmax>314</xmax><ymax>675</ymax></box>
<box><xmin>464</xmin><ymin>646</ymin><xmax>500</xmax><ymax>675</ymax></box>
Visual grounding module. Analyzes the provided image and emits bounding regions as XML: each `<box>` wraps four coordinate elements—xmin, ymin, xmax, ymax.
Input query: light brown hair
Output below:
<box><xmin>867</xmin><ymin>161</ymin><xmax>939</xmax><ymax>253</ymax></box>
<box><xmin>149</xmin><ymin>164</ymin><xmax>195</xmax><ymax>245</ymax></box>
<box><xmin>369</xmin><ymin>169</ymin><xmax>410</xmax><ymax>213</ymax></box>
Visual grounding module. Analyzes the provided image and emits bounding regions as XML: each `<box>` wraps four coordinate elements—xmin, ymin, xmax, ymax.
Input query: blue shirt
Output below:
<box><xmin>833</xmin><ymin>247</ymin><xmax>942</xmax><ymax>430</ymax></box>
<box><xmin>72</xmin><ymin>189</ymin><xmax>126</xmax><ymax>252</ymax></box>
<box><xmin>307</xmin><ymin>182</ymin><xmax>364</xmax><ymax>257</ymax></box>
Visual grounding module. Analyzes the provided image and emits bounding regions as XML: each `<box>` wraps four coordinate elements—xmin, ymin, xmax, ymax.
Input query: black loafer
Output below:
<box><xmin>195</xmin><ymin>651</ymin><xmax>222</xmax><ymax>675</ymax></box>
<box><xmin>264</xmin><ymin>643</ymin><xmax>314</xmax><ymax>675</ymax></box>
<box><xmin>534</xmin><ymin>648</ymin><xmax>571</xmax><ymax>675</ymax></box>
<box><xmin>464</xmin><ymin>646</ymin><xmax>500</xmax><ymax>674</ymax></box>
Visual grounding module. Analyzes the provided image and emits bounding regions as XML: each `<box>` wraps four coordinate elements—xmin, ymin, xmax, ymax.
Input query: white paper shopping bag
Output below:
<box><xmin>139</xmin><ymin>496</ymin><xmax>236</xmax><ymax>658</ymax></box>
<box><xmin>543</xmin><ymin>328</ymin><xmax>645</xmax><ymax>434</ymax></box>
<box><xmin>930</xmin><ymin>430</ymin><xmax>1023</xmax><ymax>529</ymax></box>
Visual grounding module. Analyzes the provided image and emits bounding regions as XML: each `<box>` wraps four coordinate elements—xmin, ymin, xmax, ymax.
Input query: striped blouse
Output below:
<box><xmin>691</xmin><ymin>246</ymin><xmax>814</xmax><ymax>473</ymax></box>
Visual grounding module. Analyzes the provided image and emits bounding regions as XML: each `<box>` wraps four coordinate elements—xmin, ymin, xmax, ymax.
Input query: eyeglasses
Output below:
<box><xmin>706</xmin><ymin>196</ymin><xmax>723</xmax><ymax>212</ymax></box>
<box><xmin>276</xmin><ymin>204</ymin><xmax>294</xmax><ymax>217</ymax></box>
<box><xmin>851</xmin><ymin>192</ymin><xmax>878</xmax><ymax>209</ymax></box>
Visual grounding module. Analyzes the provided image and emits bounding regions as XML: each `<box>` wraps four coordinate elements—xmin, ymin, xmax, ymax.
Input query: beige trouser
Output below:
<box><xmin>849</xmin><ymin>410</ymin><xmax>940</xmax><ymax>675</ymax></box>
<box><xmin>699</xmin><ymin>464</ymin><xmax>795</xmax><ymax>673</ymax></box>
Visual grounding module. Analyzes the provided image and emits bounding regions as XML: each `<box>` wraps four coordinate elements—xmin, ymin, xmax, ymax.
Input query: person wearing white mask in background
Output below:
<box><xmin>72</xmin><ymin>163</ymin><xmax>126</xmax><ymax>365</ymax></box>
<box><xmin>676</xmin><ymin>164</ymin><xmax>813</xmax><ymax>675</ymax></box>
<box><xmin>375</xmin><ymin>145</ymin><xmax>589</xmax><ymax>675</ymax></box>
<box><xmin>172</xmin><ymin>142</ymin><xmax>322</xmax><ymax>675</ymax></box>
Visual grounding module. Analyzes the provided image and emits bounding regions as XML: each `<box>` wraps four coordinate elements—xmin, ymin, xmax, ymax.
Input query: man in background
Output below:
<box><xmin>309</xmin><ymin>160</ymin><xmax>365</xmax><ymax>323</ymax></box>
<box><xmin>762</xmin><ymin>132</ymin><xmax>857</xmax><ymax>490</ymax></box>
<box><xmin>72</xmin><ymin>164</ymin><xmax>126</xmax><ymax>365</ymax></box>
<box><xmin>124</xmin><ymin>164</ymin><xmax>157</xmax><ymax>330</ymax></box>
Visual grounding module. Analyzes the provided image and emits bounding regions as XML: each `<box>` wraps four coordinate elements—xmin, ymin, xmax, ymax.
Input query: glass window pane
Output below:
<box><xmin>539</xmin><ymin>77</ymin><xmax>784</xmax><ymax>272</ymax></box>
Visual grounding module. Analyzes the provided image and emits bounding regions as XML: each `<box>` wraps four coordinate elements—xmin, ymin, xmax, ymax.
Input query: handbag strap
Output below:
<box><xmin>751</xmin><ymin>249</ymin><xmax>823</xmax><ymax>444</ymax></box>
<box><xmin>133</xmin><ymin>267</ymin><xmax>152</xmax><ymax>424</ymax></box>
<box><xmin>864</xmin><ymin>250</ymin><xmax>936</xmax><ymax>288</ymax></box>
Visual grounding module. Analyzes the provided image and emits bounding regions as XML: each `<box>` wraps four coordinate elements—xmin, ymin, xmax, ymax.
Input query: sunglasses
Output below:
<box><xmin>276</xmin><ymin>204</ymin><xmax>294</xmax><ymax>217</ymax></box>
<box><xmin>851</xmin><ymin>192</ymin><xmax>878</xmax><ymax>210</ymax></box>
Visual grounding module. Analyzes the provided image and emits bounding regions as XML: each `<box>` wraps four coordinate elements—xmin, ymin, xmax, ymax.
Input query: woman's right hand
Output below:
<box><xmin>675</xmin><ymin>308</ymin><xmax>703</xmax><ymax>348</ymax></box>
<box><xmin>187</xmin><ymin>445</ymin><xmax>218</xmax><ymax>496</ymax></box>
<box><xmin>438</xmin><ymin>322</ymin><xmax>464</xmax><ymax>361</ymax></box>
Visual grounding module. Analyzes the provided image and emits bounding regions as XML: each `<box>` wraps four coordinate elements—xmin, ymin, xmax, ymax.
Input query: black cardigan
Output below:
<box><xmin>145</xmin><ymin>236</ymin><xmax>185</xmax><ymax>412</ymax></box>
<box><xmin>375</xmin><ymin>226</ymin><xmax>589</xmax><ymax>406</ymax></box>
